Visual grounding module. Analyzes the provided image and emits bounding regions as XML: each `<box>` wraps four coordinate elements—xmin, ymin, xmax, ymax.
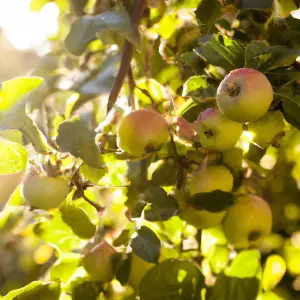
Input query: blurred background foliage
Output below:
<box><xmin>1</xmin><ymin>0</ymin><xmax>300</xmax><ymax>299</ymax></box>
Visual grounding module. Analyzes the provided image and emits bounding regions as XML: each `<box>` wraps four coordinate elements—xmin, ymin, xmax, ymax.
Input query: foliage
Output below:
<box><xmin>1</xmin><ymin>0</ymin><xmax>300</xmax><ymax>299</ymax></box>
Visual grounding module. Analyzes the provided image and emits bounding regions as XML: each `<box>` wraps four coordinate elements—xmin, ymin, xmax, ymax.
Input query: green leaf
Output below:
<box><xmin>33</xmin><ymin>212</ymin><xmax>82</xmax><ymax>252</ymax></box>
<box><xmin>207</xmin><ymin>249</ymin><xmax>261</xmax><ymax>300</ymax></box>
<box><xmin>244</xmin><ymin>41</ymin><xmax>272</xmax><ymax>70</ymax></box>
<box><xmin>239</xmin><ymin>0</ymin><xmax>273</xmax><ymax>9</ymax></box>
<box><xmin>188</xmin><ymin>190</ymin><xmax>235</xmax><ymax>212</ymax></box>
<box><xmin>113</xmin><ymin>229</ymin><xmax>132</xmax><ymax>247</ymax></box>
<box><xmin>196</xmin><ymin>34</ymin><xmax>245</xmax><ymax>71</ymax></box>
<box><xmin>0</xmin><ymin>77</ymin><xmax>49</xmax><ymax>152</ymax></box>
<box><xmin>0</xmin><ymin>138</ymin><xmax>27</xmax><ymax>174</ymax></box>
<box><xmin>0</xmin><ymin>129</ymin><xmax>24</xmax><ymax>144</ymax></box>
<box><xmin>50</xmin><ymin>255</ymin><xmax>81</xmax><ymax>283</ymax></box>
<box><xmin>207</xmin><ymin>273</ymin><xmax>260</xmax><ymax>300</ymax></box>
<box><xmin>182</xmin><ymin>75</ymin><xmax>218</xmax><ymax>101</ymax></box>
<box><xmin>139</xmin><ymin>259</ymin><xmax>205</xmax><ymax>300</ymax></box>
<box><xmin>261</xmin><ymin>45</ymin><xmax>300</xmax><ymax>71</ymax></box>
<box><xmin>80</xmin><ymin>163</ymin><xmax>107</xmax><ymax>184</ymax></box>
<box><xmin>130</xmin><ymin>226</ymin><xmax>161</xmax><ymax>263</ymax></box>
<box><xmin>226</xmin><ymin>250</ymin><xmax>261</xmax><ymax>278</ymax></box>
<box><xmin>0</xmin><ymin>77</ymin><xmax>43</xmax><ymax>112</ymax></box>
<box><xmin>195</xmin><ymin>0</ymin><xmax>222</xmax><ymax>35</ymax></box>
<box><xmin>65</xmin><ymin>8</ymin><xmax>140</xmax><ymax>56</ymax></box>
<box><xmin>61</xmin><ymin>204</ymin><xmax>96</xmax><ymax>239</ymax></box>
<box><xmin>142</xmin><ymin>186</ymin><xmax>179</xmax><ymax>221</ymax></box>
<box><xmin>4</xmin><ymin>281</ymin><xmax>60</xmax><ymax>300</ymax></box>
<box><xmin>56</xmin><ymin>117</ymin><xmax>105</xmax><ymax>169</ymax></box>
<box><xmin>70</xmin><ymin>277</ymin><xmax>103</xmax><ymax>300</ymax></box>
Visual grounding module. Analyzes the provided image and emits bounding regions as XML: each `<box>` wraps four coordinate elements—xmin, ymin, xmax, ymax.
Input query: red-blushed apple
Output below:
<box><xmin>117</xmin><ymin>109</ymin><xmax>170</xmax><ymax>157</ymax></box>
<box><xmin>217</xmin><ymin>68</ymin><xmax>273</xmax><ymax>123</ymax></box>
<box><xmin>195</xmin><ymin>108</ymin><xmax>243</xmax><ymax>151</ymax></box>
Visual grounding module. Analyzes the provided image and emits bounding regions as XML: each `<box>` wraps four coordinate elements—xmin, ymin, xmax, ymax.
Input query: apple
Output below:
<box><xmin>179</xmin><ymin>165</ymin><xmax>234</xmax><ymax>229</ymax></box>
<box><xmin>223</xmin><ymin>195</ymin><xmax>273</xmax><ymax>249</ymax></box>
<box><xmin>248</xmin><ymin>111</ymin><xmax>285</xmax><ymax>148</ymax></box>
<box><xmin>22</xmin><ymin>174</ymin><xmax>70</xmax><ymax>210</ymax></box>
<box><xmin>195</xmin><ymin>108</ymin><xmax>243</xmax><ymax>151</ymax></box>
<box><xmin>216</xmin><ymin>68</ymin><xmax>273</xmax><ymax>123</ymax></box>
<box><xmin>82</xmin><ymin>241</ymin><xmax>117</xmax><ymax>282</ymax></box>
<box><xmin>117</xmin><ymin>109</ymin><xmax>169</xmax><ymax>157</ymax></box>
<box><xmin>0</xmin><ymin>171</ymin><xmax>25</xmax><ymax>204</ymax></box>
<box><xmin>127</xmin><ymin>253</ymin><xmax>156</xmax><ymax>289</ymax></box>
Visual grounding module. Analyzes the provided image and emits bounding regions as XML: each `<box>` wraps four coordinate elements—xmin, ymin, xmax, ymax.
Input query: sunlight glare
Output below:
<box><xmin>0</xmin><ymin>0</ymin><xmax>59</xmax><ymax>53</ymax></box>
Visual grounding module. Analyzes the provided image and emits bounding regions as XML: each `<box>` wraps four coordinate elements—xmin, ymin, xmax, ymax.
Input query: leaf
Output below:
<box><xmin>4</xmin><ymin>281</ymin><xmax>60</xmax><ymax>300</ymax></box>
<box><xmin>113</xmin><ymin>229</ymin><xmax>132</xmax><ymax>247</ymax></box>
<box><xmin>226</xmin><ymin>250</ymin><xmax>261</xmax><ymax>278</ymax></box>
<box><xmin>261</xmin><ymin>45</ymin><xmax>300</xmax><ymax>71</ymax></box>
<box><xmin>207</xmin><ymin>250</ymin><xmax>261</xmax><ymax>300</ymax></box>
<box><xmin>182</xmin><ymin>75</ymin><xmax>218</xmax><ymax>101</ymax></box>
<box><xmin>244</xmin><ymin>40</ymin><xmax>271</xmax><ymax>69</ymax></box>
<box><xmin>33</xmin><ymin>212</ymin><xmax>82</xmax><ymax>252</ymax></box>
<box><xmin>207</xmin><ymin>273</ymin><xmax>260</xmax><ymax>300</ymax></box>
<box><xmin>139</xmin><ymin>259</ymin><xmax>205</xmax><ymax>300</ymax></box>
<box><xmin>188</xmin><ymin>190</ymin><xmax>235</xmax><ymax>212</ymax></box>
<box><xmin>141</xmin><ymin>186</ymin><xmax>179</xmax><ymax>221</ymax></box>
<box><xmin>80</xmin><ymin>164</ymin><xmax>107</xmax><ymax>184</ymax></box>
<box><xmin>0</xmin><ymin>77</ymin><xmax>43</xmax><ymax>112</ymax></box>
<box><xmin>276</xmin><ymin>86</ymin><xmax>300</xmax><ymax>130</ymax></box>
<box><xmin>130</xmin><ymin>226</ymin><xmax>161</xmax><ymax>263</ymax></box>
<box><xmin>56</xmin><ymin>117</ymin><xmax>105</xmax><ymax>169</ymax></box>
<box><xmin>65</xmin><ymin>8</ymin><xmax>140</xmax><ymax>56</ymax></box>
<box><xmin>239</xmin><ymin>0</ymin><xmax>273</xmax><ymax>9</ymax></box>
<box><xmin>0</xmin><ymin>138</ymin><xmax>27</xmax><ymax>175</ymax></box>
<box><xmin>70</xmin><ymin>277</ymin><xmax>103</xmax><ymax>300</ymax></box>
<box><xmin>50</xmin><ymin>255</ymin><xmax>81</xmax><ymax>283</ymax></box>
<box><xmin>196</xmin><ymin>34</ymin><xmax>245</xmax><ymax>71</ymax></box>
<box><xmin>195</xmin><ymin>0</ymin><xmax>222</xmax><ymax>35</ymax></box>
<box><xmin>282</xmin><ymin>97</ymin><xmax>300</xmax><ymax>130</ymax></box>
<box><xmin>61</xmin><ymin>204</ymin><xmax>96</xmax><ymax>239</ymax></box>
<box><xmin>0</xmin><ymin>77</ymin><xmax>49</xmax><ymax>152</ymax></box>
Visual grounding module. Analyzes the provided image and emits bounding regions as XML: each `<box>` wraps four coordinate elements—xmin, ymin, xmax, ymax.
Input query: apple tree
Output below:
<box><xmin>1</xmin><ymin>0</ymin><xmax>300</xmax><ymax>299</ymax></box>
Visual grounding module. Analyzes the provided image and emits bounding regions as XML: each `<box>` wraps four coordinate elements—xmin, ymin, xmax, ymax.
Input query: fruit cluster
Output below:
<box><xmin>117</xmin><ymin>68</ymin><xmax>281</xmax><ymax>249</ymax></box>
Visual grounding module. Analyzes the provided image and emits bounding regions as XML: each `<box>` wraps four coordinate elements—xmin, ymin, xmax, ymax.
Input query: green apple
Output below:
<box><xmin>117</xmin><ymin>109</ymin><xmax>169</xmax><ymax>157</ymax></box>
<box><xmin>22</xmin><ymin>174</ymin><xmax>70</xmax><ymax>210</ymax></box>
<box><xmin>223</xmin><ymin>195</ymin><xmax>273</xmax><ymax>249</ymax></box>
<box><xmin>82</xmin><ymin>241</ymin><xmax>117</xmax><ymax>282</ymax></box>
<box><xmin>195</xmin><ymin>108</ymin><xmax>243</xmax><ymax>151</ymax></box>
<box><xmin>248</xmin><ymin>111</ymin><xmax>285</xmax><ymax>148</ymax></box>
<box><xmin>217</xmin><ymin>68</ymin><xmax>273</xmax><ymax>123</ymax></box>
<box><xmin>127</xmin><ymin>253</ymin><xmax>156</xmax><ymax>289</ymax></box>
<box><xmin>179</xmin><ymin>165</ymin><xmax>234</xmax><ymax>229</ymax></box>
<box><xmin>262</xmin><ymin>254</ymin><xmax>286</xmax><ymax>292</ymax></box>
<box><xmin>0</xmin><ymin>171</ymin><xmax>25</xmax><ymax>204</ymax></box>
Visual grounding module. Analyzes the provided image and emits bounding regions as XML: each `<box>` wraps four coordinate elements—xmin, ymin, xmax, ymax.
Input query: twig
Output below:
<box><xmin>170</xmin><ymin>133</ymin><xmax>184</xmax><ymax>189</ymax></box>
<box><xmin>127</xmin><ymin>65</ymin><xmax>136</xmax><ymax>109</ymax></box>
<box><xmin>106</xmin><ymin>0</ymin><xmax>147</xmax><ymax>113</ymax></box>
<box><xmin>82</xmin><ymin>193</ymin><xmax>104</xmax><ymax>213</ymax></box>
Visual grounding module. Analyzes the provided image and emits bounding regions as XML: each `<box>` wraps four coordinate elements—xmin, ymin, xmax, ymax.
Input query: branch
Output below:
<box><xmin>127</xmin><ymin>65</ymin><xmax>136</xmax><ymax>109</ymax></box>
<box><xmin>106</xmin><ymin>0</ymin><xmax>147</xmax><ymax>113</ymax></box>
